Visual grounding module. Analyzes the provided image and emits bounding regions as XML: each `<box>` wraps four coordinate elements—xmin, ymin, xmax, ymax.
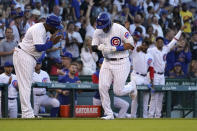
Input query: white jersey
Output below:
<box><xmin>132</xmin><ymin>48</ymin><xmax>153</xmax><ymax>74</ymax></box>
<box><xmin>92</xmin><ymin>23</ymin><xmax>134</xmax><ymax>58</ymax></box>
<box><xmin>33</xmin><ymin>70</ymin><xmax>51</xmax><ymax>95</ymax></box>
<box><xmin>19</xmin><ymin>23</ymin><xmax>47</xmax><ymax>59</ymax></box>
<box><xmin>0</xmin><ymin>73</ymin><xmax>18</xmax><ymax>98</ymax></box>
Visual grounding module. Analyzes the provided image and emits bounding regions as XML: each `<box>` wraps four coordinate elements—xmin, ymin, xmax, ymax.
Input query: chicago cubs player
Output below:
<box><xmin>91</xmin><ymin>12</ymin><xmax>137</xmax><ymax>120</ymax></box>
<box><xmin>92</xmin><ymin>58</ymin><xmax>131</xmax><ymax>118</ymax></box>
<box><xmin>130</xmin><ymin>39</ymin><xmax>154</xmax><ymax>118</ymax></box>
<box><xmin>13</xmin><ymin>15</ymin><xmax>63</xmax><ymax>118</ymax></box>
<box><xmin>148</xmin><ymin>26</ymin><xmax>186</xmax><ymax>118</ymax></box>
<box><xmin>0</xmin><ymin>62</ymin><xmax>18</xmax><ymax>118</ymax></box>
<box><xmin>33</xmin><ymin>60</ymin><xmax>60</xmax><ymax>117</ymax></box>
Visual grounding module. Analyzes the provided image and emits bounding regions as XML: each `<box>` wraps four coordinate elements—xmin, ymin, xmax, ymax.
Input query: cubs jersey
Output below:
<box><xmin>0</xmin><ymin>73</ymin><xmax>18</xmax><ymax>98</ymax></box>
<box><xmin>33</xmin><ymin>70</ymin><xmax>51</xmax><ymax>95</ymax></box>
<box><xmin>132</xmin><ymin>48</ymin><xmax>153</xmax><ymax>74</ymax></box>
<box><xmin>19</xmin><ymin>23</ymin><xmax>47</xmax><ymax>59</ymax></box>
<box><xmin>92</xmin><ymin>23</ymin><xmax>134</xmax><ymax>58</ymax></box>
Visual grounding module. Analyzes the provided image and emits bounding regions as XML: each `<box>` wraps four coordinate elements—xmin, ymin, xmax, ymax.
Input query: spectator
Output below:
<box><xmin>71</xmin><ymin>0</ymin><xmax>81</xmax><ymax>21</ymax></box>
<box><xmin>80</xmin><ymin>36</ymin><xmax>98</xmax><ymax>75</ymax></box>
<box><xmin>169</xmin><ymin>62</ymin><xmax>185</xmax><ymax>78</ymax></box>
<box><xmin>145</xmin><ymin>25</ymin><xmax>156</xmax><ymax>45</ymax></box>
<box><xmin>57</xmin><ymin>62</ymin><xmax>81</xmax><ymax>105</ymax></box>
<box><xmin>65</xmin><ymin>22</ymin><xmax>83</xmax><ymax>60</ymax></box>
<box><xmin>159</xmin><ymin>10</ymin><xmax>173</xmax><ymax>34</ymax></box>
<box><xmin>188</xmin><ymin>60</ymin><xmax>197</xmax><ymax>78</ymax></box>
<box><xmin>171</xmin><ymin>6</ymin><xmax>182</xmax><ymax>31</ymax></box>
<box><xmin>151</xmin><ymin>15</ymin><xmax>164</xmax><ymax>37</ymax></box>
<box><xmin>190</xmin><ymin>32</ymin><xmax>197</xmax><ymax>60</ymax></box>
<box><xmin>0</xmin><ymin>27</ymin><xmax>17</xmax><ymax>67</ymax></box>
<box><xmin>180</xmin><ymin>3</ymin><xmax>193</xmax><ymax>34</ymax></box>
<box><xmin>50</xmin><ymin>58</ymin><xmax>62</xmax><ymax>76</ymax></box>
<box><xmin>128</xmin><ymin>0</ymin><xmax>142</xmax><ymax>17</ymax></box>
<box><xmin>129</xmin><ymin>13</ymin><xmax>146</xmax><ymax>37</ymax></box>
<box><xmin>57</xmin><ymin>52</ymin><xmax>72</xmax><ymax>76</ymax></box>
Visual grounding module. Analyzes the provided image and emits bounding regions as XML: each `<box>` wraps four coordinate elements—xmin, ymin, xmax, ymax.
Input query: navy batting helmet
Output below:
<box><xmin>46</xmin><ymin>15</ymin><xmax>62</xmax><ymax>30</ymax></box>
<box><xmin>96</xmin><ymin>12</ymin><xmax>111</xmax><ymax>29</ymax></box>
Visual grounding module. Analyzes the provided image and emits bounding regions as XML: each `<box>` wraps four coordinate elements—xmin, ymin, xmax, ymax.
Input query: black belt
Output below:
<box><xmin>106</xmin><ymin>58</ymin><xmax>124</xmax><ymax>61</ymax></box>
<box><xmin>17</xmin><ymin>45</ymin><xmax>37</xmax><ymax>61</ymax></box>
<box><xmin>8</xmin><ymin>98</ymin><xmax>16</xmax><ymax>100</ymax></box>
<box><xmin>154</xmin><ymin>71</ymin><xmax>164</xmax><ymax>75</ymax></box>
<box><xmin>35</xmin><ymin>94</ymin><xmax>45</xmax><ymax>96</ymax></box>
<box><xmin>136</xmin><ymin>72</ymin><xmax>147</xmax><ymax>77</ymax></box>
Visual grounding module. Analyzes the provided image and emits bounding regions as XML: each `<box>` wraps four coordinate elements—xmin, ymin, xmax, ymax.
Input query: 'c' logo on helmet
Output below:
<box><xmin>97</xmin><ymin>21</ymin><xmax>102</xmax><ymax>26</ymax></box>
<box><xmin>111</xmin><ymin>37</ymin><xmax>121</xmax><ymax>46</ymax></box>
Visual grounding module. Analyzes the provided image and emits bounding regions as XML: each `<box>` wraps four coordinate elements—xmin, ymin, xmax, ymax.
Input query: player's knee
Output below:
<box><xmin>113</xmin><ymin>90</ymin><xmax>121</xmax><ymax>96</ymax></box>
<box><xmin>52</xmin><ymin>99</ymin><xmax>60</xmax><ymax>107</ymax></box>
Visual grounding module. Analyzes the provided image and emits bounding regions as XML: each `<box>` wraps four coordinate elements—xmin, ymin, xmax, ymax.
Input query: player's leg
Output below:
<box><xmin>114</xmin><ymin>97</ymin><xmax>129</xmax><ymax>118</ymax></box>
<box><xmin>113</xmin><ymin>58</ymin><xmax>132</xmax><ymax>96</ymax></box>
<box><xmin>143</xmin><ymin>92</ymin><xmax>150</xmax><ymax>118</ymax></box>
<box><xmin>40</xmin><ymin>95</ymin><xmax>60</xmax><ymax>117</ymax></box>
<box><xmin>33</xmin><ymin>96</ymin><xmax>41</xmax><ymax>116</ymax></box>
<box><xmin>99</xmin><ymin>62</ymin><xmax>113</xmax><ymax>118</ymax></box>
<box><xmin>0</xmin><ymin>91</ymin><xmax>1</xmax><ymax>118</ymax></box>
<box><xmin>13</xmin><ymin>50</ymin><xmax>36</xmax><ymax>118</ymax></box>
<box><xmin>155</xmin><ymin>75</ymin><xmax>165</xmax><ymax>118</ymax></box>
<box><xmin>8</xmin><ymin>99</ymin><xmax>18</xmax><ymax>118</ymax></box>
<box><xmin>93</xmin><ymin>97</ymin><xmax>102</xmax><ymax>105</ymax></box>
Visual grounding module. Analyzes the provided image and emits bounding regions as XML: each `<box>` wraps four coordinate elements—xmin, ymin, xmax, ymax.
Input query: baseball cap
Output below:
<box><xmin>61</xmin><ymin>52</ymin><xmax>72</xmax><ymax>59</ymax></box>
<box><xmin>156</xmin><ymin>36</ymin><xmax>164</xmax><ymax>41</ymax></box>
<box><xmin>132</xmin><ymin>31</ymin><xmax>141</xmax><ymax>38</ymax></box>
<box><xmin>99</xmin><ymin>58</ymin><xmax>104</xmax><ymax>64</ymax></box>
<box><xmin>174</xmin><ymin>62</ymin><xmax>181</xmax><ymax>67</ymax></box>
<box><xmin>14</xmin><ymin>4</ymin><xmax>21</xmax><ymax>9</ymax></box>
<box><xmin>4</xmin><ymin>62</ymin><xmax>13</xmax><ymax>67</ymax></box>
<box><xmin>46</xmin><ymin>15</ymin><xmax>62</xmax><ymax>30</ymax></box>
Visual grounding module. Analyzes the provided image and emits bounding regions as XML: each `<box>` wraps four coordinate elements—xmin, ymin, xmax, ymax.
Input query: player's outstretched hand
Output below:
<box><xmin>181</xmin><ymin>25</ymin><xmax>187</xmax><ymax>31</ymax></box>
<box><xmin>50</xmin><ymin>30</ymin><xmax>63</xmax><ymax>45</ymax></box>
<box><xmin>123</xmin><ymin>43</ymin><xmax>134</xmax><ymax>50</ymax></box>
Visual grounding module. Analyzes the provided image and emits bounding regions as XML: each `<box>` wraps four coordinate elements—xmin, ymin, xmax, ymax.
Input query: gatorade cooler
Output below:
<box><xmin>75</xmin><ymin>105</ymin><xmax>101</xmax><ymax>117</ymax></box>
<box><xmin>60</xmin><ymin>105</ymin><xmax>70</xmax><ymax>117</ymax></box>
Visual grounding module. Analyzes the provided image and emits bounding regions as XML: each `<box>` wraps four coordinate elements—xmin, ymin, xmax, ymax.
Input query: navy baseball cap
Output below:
<box><xmin>174</xmin><ymin>62</ymin><xmax>181</xmax><ymax>67</ymax></box>
<box><xmin>46</xmin><ymin>15</ymin><xmax>62</xmax><ymax>30</ymax></box>
<box><xmin>61</xmin><ymin>52</ymin><xmax>72</xmax><ymax>59</ymax></box>
<box><xmin>156</xmin><ymin>36</ymin><xmax>164</xmax><ymax>41</ymax></box>
<box><xmin>132</xmin><ymin>31</ymin><xmax>141</xmax><ymax>38</ymax></box>
<box><xmin>4</xmin><ymin>62</ymin><xmax>13</xmax><ymax>67</ymax></box>
<box><xmin>99</xmin><ymin>58</ymin><xmax>104</xmax><ymax>64</ymax></box>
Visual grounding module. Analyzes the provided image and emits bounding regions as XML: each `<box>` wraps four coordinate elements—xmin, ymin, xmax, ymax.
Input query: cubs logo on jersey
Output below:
<box><xmin>147</xmin><ymin>58</ymin><xmax>152</xmax><ymax>66</ymax></box>
<box><xmin>124</xmin><ymin>32</ymin><xmax>130</xmax><ymax>39</ymax></box>
<box><xmin>111</xmin><ymin>37</ymin><xmax>121</xmax><ymax>46</ymax></box>
<box><xmin>163</xmin><ymin>54</ymin><xmax>167</xmax><ymax>61</ymax></box>
<box><xmin>12</xmin><ymin>80</ymin><xmax>18</xmax><ymax>88</ymax></box>
<box><xmin>42</xmin><ymin>78</ymin><xmax>48</xmax><ymax>83</ymax></box>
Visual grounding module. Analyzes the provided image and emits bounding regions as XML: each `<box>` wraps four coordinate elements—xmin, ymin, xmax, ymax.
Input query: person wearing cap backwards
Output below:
<box><xmin>147</xmin><ymin>26</ymin><xmax>186</xmax><ymax>118</ymax></box>
<box><xmin>32</xmin><ymin>53</ymin><xmax>60</xmax><ymax>117</ymax></box>
<box><xmin>13</xmin><ymin>15</ymin><xmax>63</xmax><ymax>118</ymax></box>
<box><xmin>0</xmin><ymin>62</ymin><xmax>18</xmax><ymax>118</ymax></box>
<box><xmin>92</xmin><ymin>58</ymin><xmax>131</xmax><ymax>118</ymax></box>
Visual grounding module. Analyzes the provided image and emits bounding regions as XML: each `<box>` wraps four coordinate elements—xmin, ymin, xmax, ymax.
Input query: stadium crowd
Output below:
<box><xmin>0</xmin><ymin>0</ymin><xmax>197</xmax><ymax>118</ymax></box>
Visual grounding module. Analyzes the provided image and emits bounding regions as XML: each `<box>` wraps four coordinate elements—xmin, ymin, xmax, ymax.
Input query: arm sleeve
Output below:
<box><xmin>92</xmin><ymin>30</ymin><xmax>100</xmax><ymax>46</ymax></box>
<box><xmin>120</xmin><ymin>25</ymin><xmax>135</xmax><ymax>47</ymax></box>
<box><xmin>35</xmin><ymin>41</ymin><xmax>53</xmax><ymax>52</ymax></box>
<box><xmin>166</xmin><ymin>30</ymin><xmax>182</xmax><ymax>53</ymax></box>
<box><xmin>149</xmin><ymin>66</ymin><xmax>154</xmax><ymax>81</ymax></box>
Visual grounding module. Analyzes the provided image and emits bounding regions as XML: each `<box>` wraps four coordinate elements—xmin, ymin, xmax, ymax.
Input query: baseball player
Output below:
<box><xmin>0</xmin><ymin>62</ymin><xmax>18</xmax><ymax>118</ymax></box>
<box><xmin>130</xmin><ymin>39</ymin><xmax>154</xmax><ymax>118</ymax></box>
<box><xmin>91</xmin><ymin>12</ymin><xmax>137</xmax><ymax>120</ymax></box>
<box><xmin>13</xmin><ymin>15</ymin><xmax>63</xmax><ymax>118</ymax></box>
<box><xmin>33</xmin><ymin>60</ymin><xmax>60</xmax><ymax>117</ymax></box>
<box><xmin>92</xmin><ymin>58</ymin><xmax>131</xmax><ymax>118</ymax></box>
<box><xmin>148</xmin><ymin>26</ymin><xmax>186</xmax><ymax>118</ymax></box>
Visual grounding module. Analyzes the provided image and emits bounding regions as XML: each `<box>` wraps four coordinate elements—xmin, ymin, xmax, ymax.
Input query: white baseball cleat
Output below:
<box><xmin>101</xmin><ymin>115</ymin><xmax>114</xmax><ymax>120</ymax></box>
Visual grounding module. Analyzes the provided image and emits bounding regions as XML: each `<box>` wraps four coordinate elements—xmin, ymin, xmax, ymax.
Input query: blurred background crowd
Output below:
<box><xmin>0</xmin><ymin>0</ymin><xmax>197</xmax><ymax>79</ymax></box>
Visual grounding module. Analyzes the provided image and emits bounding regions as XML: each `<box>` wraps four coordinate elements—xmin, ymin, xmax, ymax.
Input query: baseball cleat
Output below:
<box><xmin>101</xmin><ymin>115</ymin><xmax>114</xmax><ymax>120</ymax></box>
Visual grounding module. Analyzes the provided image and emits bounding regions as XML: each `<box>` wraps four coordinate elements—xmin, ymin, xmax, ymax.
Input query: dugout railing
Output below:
<box><xmin>0</xmin><ymin>77</ymin><xmax>197</xmax><ymax>118</ymax></box>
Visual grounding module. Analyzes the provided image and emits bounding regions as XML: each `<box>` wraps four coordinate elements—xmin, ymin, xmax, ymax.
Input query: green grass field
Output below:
<box><xmin>0</xmin><ymin>118</ymin><xmax>197</xmax><ymax>131</ymax></box>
